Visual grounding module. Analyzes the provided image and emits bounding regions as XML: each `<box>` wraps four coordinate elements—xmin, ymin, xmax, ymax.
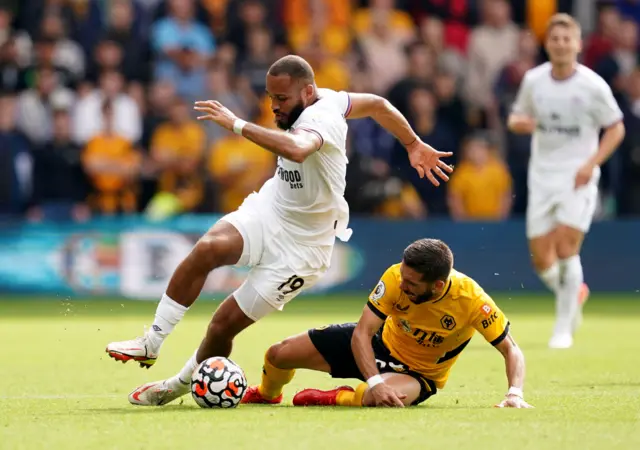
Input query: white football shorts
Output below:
<box><xmin>219</xmin><ymin>193</ymin><xmax>332</xmax><ymax>321</ymax></box>
<box><xmin>526</xmin><ymin>176</ymin><xmax>599</xmax><ymax>239</ymax></box>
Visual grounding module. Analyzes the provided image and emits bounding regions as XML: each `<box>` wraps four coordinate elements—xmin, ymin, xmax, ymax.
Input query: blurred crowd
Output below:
<box><xmin>1</xmin><ymin>0</ymin><xmax>640</xmax><ymax>223</ymax></box>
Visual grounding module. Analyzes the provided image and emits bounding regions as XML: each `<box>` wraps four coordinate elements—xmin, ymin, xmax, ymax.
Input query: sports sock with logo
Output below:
<box><xmin>149</xmin><ymin>293</ymin><xmax>188</xmax><ymax>347</ymax></box>
<box><xmin>336</xmin><ymin>383</ymin><xmax>368</xmax><ymax>407</ymax></box>
<box><xmin>258</xmin><ymin>355</ymin><xmax>296</xmax><ymax>400</ymax></box>
<box><xmin>554</xmin><ymin>255</ymin><xmax>583</xmax><ymax>335</ymax></box>
<box><xmin>537</xmin><ymin>262</ymin><xmax>560</xmax><ymax>293</ymax></box>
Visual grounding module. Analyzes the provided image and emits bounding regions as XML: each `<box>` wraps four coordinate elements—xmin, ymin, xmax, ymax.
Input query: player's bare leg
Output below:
<box><xmin>106</xmin><ymin>221</ymin><xmax>244</xmax><ymax>367</ymax></box>
<box><xmin>294</xmin><ymin>372</ymin><xmax>421</xmax><ymax>407</ymax></box>
<box><xmin>242</xmin><ymin>332</ymin><xmax>332</xmax><ymax>404</ymax></box>
<box><xmin>529</xmin><ymin>230</ymin><xmax>560</xmax><ymax>294</ymax></box>
<box><xmin>550</xmin><ymin>225</ymin><xmax>589</xmax><ymax>349</ymax></box>
<box><xmin>129</xmin><ymin>295</ymin><xmax>256</xmax><ymax>406</ymax></box>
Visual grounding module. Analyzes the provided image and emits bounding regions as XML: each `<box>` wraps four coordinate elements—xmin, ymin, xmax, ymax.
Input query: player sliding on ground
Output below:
<box><xmin>105</xmin><ymin>55</ymin><xmax>453</xmax><ymax>405</ymax></box>
<box><xmin>242</xmin><ymin>238</ymin><xmax>532</xmax><ymax>408</ymax></box>
<box><xmin>508</xmin><ymin>14</ymin><xmax>625</xmax><ymax>349</ymax></box>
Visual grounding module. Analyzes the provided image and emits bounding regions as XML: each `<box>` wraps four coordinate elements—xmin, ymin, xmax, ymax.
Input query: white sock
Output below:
<box><xmin>166</xmin><ymin>350</ymin><xmax>199</xmax><ymax>392</ymax></box>
<box><xmin>554</xmin><ymin>255</ymin><xmax>583</xmax><ymax>336</ymax></box>
<box><xmin>538</xmin><ymin>262</ymin><xmax>560</xmax><ymax>293</ymax></box>
<box><xmin>149</xmin><ymin>293</ymin><xmax>189</xmax><ymax>346</ymax></box>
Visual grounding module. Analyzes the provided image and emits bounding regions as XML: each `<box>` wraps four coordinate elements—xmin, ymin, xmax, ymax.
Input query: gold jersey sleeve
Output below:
<box><xmin>468</xmin><ymin>290</ymin><xmax>510</xmax><ymax>346</ymax></box>
<box><xmin>367</xmin><ymin>264</ymin><xmax>402</xmax><ymax>319</ymax></box>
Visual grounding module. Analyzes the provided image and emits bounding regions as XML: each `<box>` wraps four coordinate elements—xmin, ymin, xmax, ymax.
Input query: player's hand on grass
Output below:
<box><xmin>405</xmin><ymin>138</ymin><xmax>454</xmax><ymax>187</ymax></box>
<box><xmin>194</xmin><ymin>100</ymin><xmax>238</xmax><ymax>131</ymax></box>
<box><xmin>575</xmin><ymin>162</ymin><xmax>596</xmax><ymax>189</ymax></box>
<box><xmin>369</xmin><ymin>383</ymin><xmax>407</xmax><ymax>407</ymax></box>
<box><xmin>495</xmin><ymin>394</ymin><xmax>534</xmax><ymax>409</ymax></box>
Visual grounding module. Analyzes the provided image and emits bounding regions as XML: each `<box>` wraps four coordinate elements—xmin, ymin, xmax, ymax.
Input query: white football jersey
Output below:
<box><xmin>512</xmin><ymin>62</ymin><xmax>623</xmax><ymax>188</ymax></box>
<box><xmin>256</xmin><ymin>88</ymin><xmax>351</xmax><ymax>246</ymax></box>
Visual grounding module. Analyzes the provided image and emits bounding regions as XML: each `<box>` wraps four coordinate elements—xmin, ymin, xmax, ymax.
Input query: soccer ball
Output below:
<box><xmin>191</xmin><ymin>356</ymin><xmax>248</xmax><ymax>408</ymax></box>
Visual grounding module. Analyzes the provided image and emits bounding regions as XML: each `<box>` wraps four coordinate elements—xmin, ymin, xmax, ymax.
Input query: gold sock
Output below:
<box><xmin>336</xmin><ymin>383</ymin><xmax>368</xmax><ymax>407</ymax></box>
<box><xmin>257</xmin><ymin>356</ymin><xmax>295</xmax><ymax>400</ymax></box>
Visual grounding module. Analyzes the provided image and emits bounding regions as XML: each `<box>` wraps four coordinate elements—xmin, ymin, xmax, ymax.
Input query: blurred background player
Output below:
<box><xmin>242</xmin><ymin>238</ymin><xmax>532</xmax><ymax>409</ymax></box>
<box><xmin>508</xmin><ymin>14</ymin><xmax>625</xmax><ymax>349</ymax></box>
<box><xmin>109</xmin><ymin>55</ymin><xmax>453</xmax><ymax>406</ymax></box>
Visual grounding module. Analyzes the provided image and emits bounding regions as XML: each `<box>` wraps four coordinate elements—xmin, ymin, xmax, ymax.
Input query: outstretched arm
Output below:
<box><xmin>194</xmin><ymin>100</ymin><xmax>320</xmax><ymax>163</ymax></box>
<box><xmin>493</xmin><ymin>333</ymin><xmax>533</xmax><ymax>408</ymax></box>
<box><xmin>352</xmin><ymin>305</ymin><xmax>407</xmax><ymax>407</ymax></box>
<box><xmin>346</xmin><ymin>93</ymin><xmax>454</xmax><ymax>186</ymax></box>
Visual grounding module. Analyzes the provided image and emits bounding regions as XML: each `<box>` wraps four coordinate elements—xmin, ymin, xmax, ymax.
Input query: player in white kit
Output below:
<box><xmin>508</xmin><ymin>14</ymin><xmax>625</xmax><ymax>349</ymax></box>
<box><xmin>105</xmin><ymin>55</ymin><xmax>454</xmax><ymax>405</ymax></box>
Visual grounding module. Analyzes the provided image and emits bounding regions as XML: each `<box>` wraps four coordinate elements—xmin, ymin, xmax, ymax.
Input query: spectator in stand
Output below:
<box><xmin>387</xmin><ymin>41</ymin><xmax>436</xmax><ymax>118</ymax></box>
<box><xmin>0</xmin><ymin>92</ymin><xmax>32</xmax><ymax>217</ymax></box>
<box><xmin>208</xmin><ymin>126</ymin><xmax>275</xmax><ymax>214</ymax></box>
<box><xmin>0</xmin><ymin>33</ymin><xmax>30</xmax><ymax>93</ymax></box>
<box><xmin>433</xmin><ymin>69</ymin><xmax>468</xmax><ymax>136</ymax></box>
<box><xmin>149</xmin><ymin>97</ymin><xmax>205</xmax><ymax>215</ymax></box>
<box><xmin>392</xmin><ymin>86</ymin><xmax>457</xmax><ymax>216</ymax></box>
<box><xmin>408</xmin><ymin>0</ymin><xmax>475</xmax><ymax>54</ymax></box>
<box><xmin>82</xmin><ymin>99</ymin><xmax>140</xmax><ymax>215</ymax></box>
<box><xmin>448</xmin><ymin>133</ymin><xmax>512</xmax><ymax>221</ymax></box>
<box><xmin>151</xmin><ymin>0</ymin><xmax>214</xmax><ymax>98</ymax></box>
<box><xmin>353</xmin><ymin>0</ymin><xmax>415</xmax><ymax>42</ymax></box>
<box><xmin>237</xmin><ymin>26</ymin><xmax>275</xmax><ymax>97</ymax></box>
<box><xmin>299</xmin><ymin>36</ymin><xmax>350</xmax><ymax>92</ymax></box>
<box><xmin>23</xmin><ymin>36</ymin><xmax>75</xmax><ymax>89</ymax></box>
<box><xmin>0</xmin><ymin>7</ymin><xmax>32</xmax><ymax>87</ymax></box>
<box><xmin>39</xmin><ymin>11</ymin><xmax>85</xmax><ymax>87</ymax></box>
<box><xmin>100</xmin><ymin>0</ymin><xmax>150</xmax><ymax>84</ymax></box>
<box><xmin>464</xmin><ymin>0</ymin><xmax>519</xmax><ymax>110</ymax></box>
<box><xmin>346</xmin><ymin>70</ymin><xmax>425</xmax><ymax>219</ymax></box>
<box><xmin>203</xmin><ymin>60</ymin><xmax>253</xmax><ymax>146</ymax></box>
<box><xmin>595</xmin><ymin>17</ymin><xmax>639</xmax><ymax>97</ymax></box>
<box><xmin>72</xmin><ymin>69</ymin><xmax>141</xmax><ymax>145</ymax></box>
<box><xmin>618</xmin><ymin>67</ymin><xmax>640</xmax><ymax>214</ymax></box>
<box><xmin>285</xmin><ymin>0</ymin><xmax>352</xmax><ymax>57</ymax></box>
<box><xmin>583</xmin><ymin>4</ymin><xmax>620</xmax><ymax>68</ymax></box>
<box><xmin>359</xmin><ymin>8</ymin><xmax>412</xmax><ymax>95</ymax></box>
<box><xmin>224</xmin><ymin>0</ymin><xmax>287</xmax><ymax>61</ymax></box>
<box><xmin>28</xmin><ymin>108</ymin><xmax>90</xmax><ymax>222</ymax></box>
<box><xmin>16</xmin><ymin>65</ymin><xmax>74</xmax><ymax>146</ymax></box>
<box><xmin>419</xmin><ymin>16</ymin><xmax>467</xmax><ymax>79</ymax></box>
<box><xmin>494</xmin><ymin>29</ymin><xmax>539</xmax><ymax>216</ymax></box>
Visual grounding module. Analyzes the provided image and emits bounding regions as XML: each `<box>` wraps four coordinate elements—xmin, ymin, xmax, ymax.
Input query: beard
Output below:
<box><xmin>275</xmin><ymin>100</ymin><xmax>306</xmax><ymax>130</ymax></box>
<box><xmin>407</xmin><ymin>289</ymin><xmax>437</xmax><ymax>305</ymax></box>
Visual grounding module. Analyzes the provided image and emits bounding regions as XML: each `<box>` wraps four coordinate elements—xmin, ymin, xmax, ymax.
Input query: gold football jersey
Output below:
<box><xmin>368</xmin><ymin>264</ymin><xmax>509</xmax><ymax>388</ymax></box>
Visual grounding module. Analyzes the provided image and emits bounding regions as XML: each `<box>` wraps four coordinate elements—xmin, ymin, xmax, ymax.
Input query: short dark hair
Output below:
<box><xmin>268</xmin><ymin>55</ymin><xmax>315</xmax><ymax>84</ymax></box>
<box><xmin>402</xmin><ymin>238</ymin><xmax>453</xmax><ymax>283</ymax></box>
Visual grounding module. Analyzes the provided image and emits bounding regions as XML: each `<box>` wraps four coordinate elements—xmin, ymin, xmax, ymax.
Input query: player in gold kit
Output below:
<box><xmin>242</xmin><ymin>238</ymin><xmax>532</xmax><ymax>408</ymax></box>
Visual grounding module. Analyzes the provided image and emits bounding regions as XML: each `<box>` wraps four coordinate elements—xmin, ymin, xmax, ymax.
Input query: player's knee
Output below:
<box><xmin>556</xmin><ymin>229</ymin><xmax>582</xmax><ymax>259</ymax></box>
<box><xmin>206</xmin><ymin>316</ymin><xmax>235</xmax><ymax>342</ymax></box>
<box><xmin>192</xmin><ymin>234</ymin><xmax>231</xmax><ymax>270</ymax></box>
<box><xmin>265</xmin><ymin>339</ymin><xmax>294</xmax><ymax>368</ymax></box>
<box><xmin>530</xmin><ymin>251</ymin><xmax>556</xmax><ymax>272</ymax></box>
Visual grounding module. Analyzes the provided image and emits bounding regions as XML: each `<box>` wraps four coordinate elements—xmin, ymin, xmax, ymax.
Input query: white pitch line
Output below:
<box><xmin>0</xmin><ymin>394</ymin><xmax>122</xmax><ymax>400</ymax></box>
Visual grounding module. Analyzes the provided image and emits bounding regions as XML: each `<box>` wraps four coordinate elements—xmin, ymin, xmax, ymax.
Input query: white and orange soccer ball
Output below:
<box><xmin>191</xmin><ymin>356</ymin><xmax>248</xmax><ymax>408</ymax></box>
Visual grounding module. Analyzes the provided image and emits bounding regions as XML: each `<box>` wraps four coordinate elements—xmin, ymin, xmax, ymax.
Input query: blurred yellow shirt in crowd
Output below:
<box><xmin>448</xmin><ymin>158</ymin><xmax>512</xmax><ymax>220</ymax></box>
<box><xmin>377</xmin><ymin>184</ymin><xmax>425</xmax><ymax>219</ymax></box>
<box><xmin>313</xmin><ymin>58</ymin><xmax>350</xmax><ymax>92</ymax></box>
<box><xmin>352</xmin><ymin>7</ymin><xmax>415</xmax><ymax>37</ymax></box>
<box><xmin>208</xmin><ymin>135</ymin><xmax>276</xmax><ymax>213</ymax></box>
<box><xmin>527</xmin><ymin>0</ymin><xmax>556</xmax><ymax>41</ymax></box>
<box><xmin>82</xmin><ymin>135</ymin><xmax>139</xmax><ymax>213</ymax></box>
<box><xmin>151</xmin><ymin>122</ymin><xmax>206</xmax><ymax>212</ymax></box>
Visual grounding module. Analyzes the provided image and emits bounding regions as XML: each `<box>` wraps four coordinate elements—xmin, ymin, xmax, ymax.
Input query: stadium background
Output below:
<box><xmin>0</xmin><ymin>0</ymin><xmax>639</xmax><ymax>297</ymax></box>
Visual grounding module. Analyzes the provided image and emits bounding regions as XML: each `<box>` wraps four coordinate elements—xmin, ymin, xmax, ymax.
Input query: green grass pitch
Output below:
<box><xmin>1</xmin><ymin>293</ymin><xmax>639</xmax><ymax>449</ymax></box>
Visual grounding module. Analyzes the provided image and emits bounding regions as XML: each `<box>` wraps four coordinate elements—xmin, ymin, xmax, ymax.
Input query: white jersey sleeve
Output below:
<box><xmin>591</xmin><ymin>77</ymin><xmax>623</xmax><ymax>128</ymax></box>
<box><xmin>511</xmin><ymin>72</ymin><xmax>535</xmax><ymax>116</ymax></box>
<box><xmin>292</xmin><ymin>89</ymin><xmax>351</xmax><ymax>149</ymax></box>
